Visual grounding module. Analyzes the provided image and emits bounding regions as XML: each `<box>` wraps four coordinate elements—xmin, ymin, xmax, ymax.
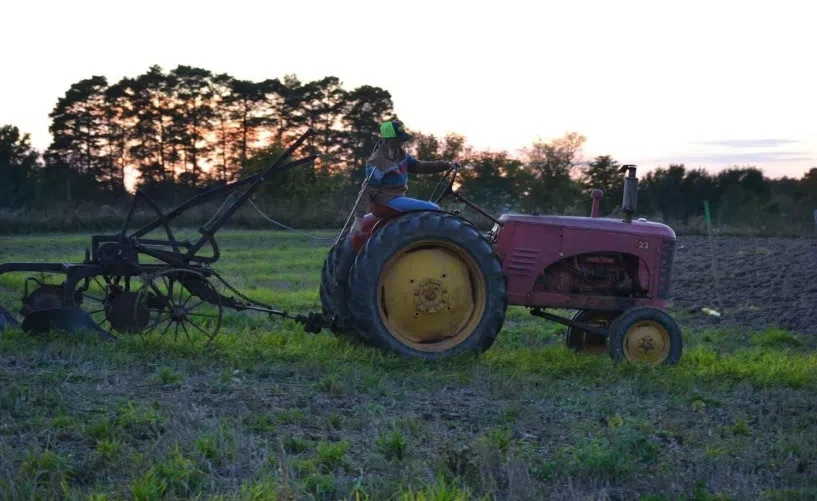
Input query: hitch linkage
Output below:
<box><xmin>293</xmin><ymin>312</ymin><xmax>333</xmax><ymax>334</ymax></box>
<box><xmin>530</xmin><ymin>308</ymin><xmax>610</xmax><ymax>337</ymax></box>
<box><xmin>261</xmin><ymin>307</ymin><xmax>334</xmax><ymax>334</ymax></box>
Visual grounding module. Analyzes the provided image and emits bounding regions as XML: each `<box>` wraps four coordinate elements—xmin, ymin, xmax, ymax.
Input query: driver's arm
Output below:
<box><xmin>406</xmin><ymin>154</ymin><xmax>452</xmax><ymax>174</ymax></box>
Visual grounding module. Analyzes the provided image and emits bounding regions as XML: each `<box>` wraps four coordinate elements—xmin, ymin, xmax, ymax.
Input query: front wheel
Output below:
<box><xmin>607</xmin><ymin>306</ymin><xmax>683</xmax><ymax>365</ymax></box>
<box><xmin>345</xmin><ymin>212</ymin><xmax>507</xmax><ymax>360</ymax></box>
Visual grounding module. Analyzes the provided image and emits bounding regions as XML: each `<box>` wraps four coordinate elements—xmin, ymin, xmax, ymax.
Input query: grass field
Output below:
<box><xmin>1</xmin><ymin>230</ymin><xmax>816</xmax><ymax>500</ymax></box>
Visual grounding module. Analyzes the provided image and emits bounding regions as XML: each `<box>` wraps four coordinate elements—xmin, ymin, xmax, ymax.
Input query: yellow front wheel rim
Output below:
<box><xmin>623</xmin><ymin>320</ymin><xmax>671</xmax><ymax>364</ymax></box>
<box><xmin>377</xmin><ymin>239</ymin><xmax>487</xmax><ymax>352</ymax></box>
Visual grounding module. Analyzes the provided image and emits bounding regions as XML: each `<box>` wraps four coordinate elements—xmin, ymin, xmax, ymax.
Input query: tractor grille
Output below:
<box><xmin>657</xmin><ymin>239</ymin><xmax>676</xmax><ymax>299</ymax></box>
<box><xmin>507</xmin><ymin>248</ymin><xmax>540</xmax><ymax>275</ymax></box>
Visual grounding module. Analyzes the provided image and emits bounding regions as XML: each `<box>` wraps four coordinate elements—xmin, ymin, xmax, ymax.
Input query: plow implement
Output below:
<box><xmin>0</xmin><ymin>128</ymin><xmax>329</xmax><ymax>346</ymax></box>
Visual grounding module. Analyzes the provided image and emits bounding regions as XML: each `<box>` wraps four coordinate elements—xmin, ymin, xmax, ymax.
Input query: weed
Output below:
<box><xmin>17</xmin><ymin>448</ymin><xmax>75</xmax><ymax>495</ymax></box>
<box><xmin>607</xmin><ymin>414</ymin><xmax>625</xmax><ymax>430</ymax></box>
<box><xmin>130</xmin><ymin>468</ymin><xmax>166</xmax><ymax>501</ymax></box>
<box><xmin>92</xmin><ymin>438</ymin><xmax>126</xmax><ymax>464</ymax></box>
<box><xmin>52</xmin><ymin>413</ymin><xmax>74</xmax><ymax>429</ymax></box>
<box><xmin>753</xmin><ymin>330</ymin><xmax>803</xmax><ymax>349</ymax></box>
<box><xmin>243</xmin><ymin>413</ymin><xmax>277</xmax><ymax>434</ymax></box>
<box><xmin>377</xmin><ymin>429</ymin><xmax>408</xmax><ymax>461</ymax></box>
<box><xmin>195</xmin><ymin>436</ymin><xmax>219</xmax><ymax>460</ymax></box>
<box><xmin>681</xmin><ymin>480</ymin><xmax>735</xmax><ymax>500</ymax></box>
<box><xmin>151</xmin><ymin>444</ymin><xmax>206</xmax><ymax>498</ymax></box>
<box><xmin>328</xmin><ymin>412</ymin><xmax>343</xmax><ymax>430</ymax></box>
<box><xmin>732</xmin><ymin>417</ymin><xmax>751</xmax><ymax>436</ymax></box>
<box><xmin>304</xmin><ymin>472</ymin><xmax>337</xmax><ymax>496</ymax></box>
<box><xmin>276</xmin><ymin>408</ymin><xmax>306</xmax><ymax>425</ymax></box>
<box><xmin>315</xmin><ymin>440</ymin><xmax>349</xmax><ymax>471</ymax></box>
<box><xmin>476</xmin><ymin>427</ymin><xmax>513</xmax><ymax>454</ymax></box>
<box><xmin>85</xmin><ymin>416</ymin><xmax>115</xmax><ymax>441</ymax></box>
<box><xmin>283</xmin><ymin>436</ymin><xmax>310</xmax><ymax>454</ymax></box>
<box><xmin>396</xmin><ymin>477</ymin><xmax>479</xmax><ymax>501</ymax></box>
<box><xmin>115</xmin><ymin>400</ymin><xmax>165</xmax><ymax>440</ymax></box>
<box><xmin>559</xmin><ymin>422</ymin><xmax>660</xmax><ymax>482</ymax></box>
<box><xmin>316</xmin><ymin>374</ymin><xmax>345</xmax><ymax>395</ymax></box>
<box><xmin>153</xmin><ymin>366</ymin><xmax>183</xmax><ymax>385</ymax></box>
<box><xmin>195</xmin><ymin>426</ymin><xmax>235</xmax><ymax>462</ymax></box>
<box><xmin>0</xmin><ymin>384</ymin><xmax>25</xmax><ymax>417</ymax></box>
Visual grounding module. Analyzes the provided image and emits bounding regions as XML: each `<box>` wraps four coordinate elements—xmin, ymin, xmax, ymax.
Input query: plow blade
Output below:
<box><xmin>21</xmin><ymin>306</ymin><xmax>114</xmax><ymax>340</ymax></box>
<box><xmin>0</xmin><ymin>305</ymin><xmax>18</xmax><ymax>331</ymax></box>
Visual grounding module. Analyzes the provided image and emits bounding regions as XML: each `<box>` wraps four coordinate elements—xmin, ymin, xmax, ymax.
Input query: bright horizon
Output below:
<box><xmin>2</xmin><ymin>0</ymin><xmax>815</xmax><ymax>179</ymax></box>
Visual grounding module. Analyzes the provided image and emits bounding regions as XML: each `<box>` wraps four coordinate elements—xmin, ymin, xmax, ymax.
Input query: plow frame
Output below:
<box><xmin>0</xmin><ymin>128</ymin><xmax>319</xmax><ymax>339</ymax></box>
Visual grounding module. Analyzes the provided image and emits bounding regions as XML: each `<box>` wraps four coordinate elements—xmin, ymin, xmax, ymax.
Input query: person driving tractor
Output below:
<box><xmin>351</xmin><ymin>119</ymin><xmax>458</xmax><ymax>232</ymax></box>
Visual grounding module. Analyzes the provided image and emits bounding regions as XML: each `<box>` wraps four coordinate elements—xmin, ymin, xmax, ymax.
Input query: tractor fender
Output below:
<box><xmin>351</xmin><ymin>209</ymin><xmax>455</xmax><ymax>252</ymax></box>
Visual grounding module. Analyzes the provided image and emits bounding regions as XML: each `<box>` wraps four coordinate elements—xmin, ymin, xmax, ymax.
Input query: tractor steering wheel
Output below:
<box><xmin>428</xmin><ymin>162</ymin><xmax>462</xmax><ymax>205</ymax></box>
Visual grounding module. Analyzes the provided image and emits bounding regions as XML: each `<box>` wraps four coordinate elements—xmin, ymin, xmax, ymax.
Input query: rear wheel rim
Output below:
<box><xmin>376</xmin><ymin>239</ymin><xmax>487</xmax><ymax>352</ymax></box>
<box><xmin>623</xmin><ymin>320</ymin><xmax>671</xmax><ymax>364</ymax></box>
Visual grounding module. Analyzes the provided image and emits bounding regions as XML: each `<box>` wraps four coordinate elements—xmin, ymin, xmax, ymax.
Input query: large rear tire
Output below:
<box><xmin>345</xmin><ymin>212</ymin><xmax>507</xmax><ymax>360</ymax></box>
<box><xmin>319</xmin><ymin>235</ymin><xmax>366</xmax><ymax>344</ymax></box>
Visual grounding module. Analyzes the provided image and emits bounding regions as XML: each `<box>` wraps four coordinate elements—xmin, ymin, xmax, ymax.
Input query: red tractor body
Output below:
<box><xmin>349</xmin><ymin>190</ymin><xmax>677</xmax><ymax>317</ymax></box>
<box><xmin>323</xmin><ymin>164</ymin><xmax>684</xmax><ymax>365</ymax></box>
<box><xmin>493</xmin><ymin>213</ymin><xmax>676</xmax><ymax>312</ymax></box>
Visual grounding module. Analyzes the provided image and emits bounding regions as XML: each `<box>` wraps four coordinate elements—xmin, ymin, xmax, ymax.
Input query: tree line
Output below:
<box><xmin>1</xmin><ymin>64</ymin><xmax>816</xmax><ymax>229</ymax></box>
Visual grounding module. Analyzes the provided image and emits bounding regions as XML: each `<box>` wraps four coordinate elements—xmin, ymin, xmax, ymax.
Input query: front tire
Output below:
<box><xmin>345</xmin><ymin>212</ymin><xmax>507</xmax><ymax>360</ymax></box>
<box><xmin>607</xmin><ymin>306</ymin><xmax>683</xmax><ymax>365</ymax></box>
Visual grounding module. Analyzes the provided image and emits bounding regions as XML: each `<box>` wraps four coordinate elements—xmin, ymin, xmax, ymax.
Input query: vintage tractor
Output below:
<box><xmin>320</xmin><ymin>163</ymin><xmax>682</xmax><ymax>365</ymax></box>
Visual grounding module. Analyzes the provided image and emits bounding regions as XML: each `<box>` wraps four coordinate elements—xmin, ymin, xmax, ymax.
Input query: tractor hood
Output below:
<box><xmin>498</xmin><ymin>213</ymin><xmax>676</xmax><ymax>239</ymax></box>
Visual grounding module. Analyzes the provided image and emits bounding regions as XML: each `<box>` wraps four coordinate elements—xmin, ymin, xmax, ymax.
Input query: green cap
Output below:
<box><xmin>380</xmin><ymin>119</ymin><xmax>413</xmax><ymax>142</ymax></box>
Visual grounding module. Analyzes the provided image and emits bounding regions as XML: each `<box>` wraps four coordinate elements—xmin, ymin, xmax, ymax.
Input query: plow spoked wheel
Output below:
<box><xmin>346</xmin><ymin>212</ymin><xmax>507</xmax><ymax>360</ymax></box>
<box><xmin>134</xmin><ymin>269</ymin><xmax>223</xmax><ymax>348</ymax></box>
<box><xmin>565</xmin><ymin>310</ymin><xmax>618</xmax><ymax>355</ymax></box>
<box><xmin>607</xmin><ymin>306</ymin><xmax>683</xmax><ymax>366</ymax></box>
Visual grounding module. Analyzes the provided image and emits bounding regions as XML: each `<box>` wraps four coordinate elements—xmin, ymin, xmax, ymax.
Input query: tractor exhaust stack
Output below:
<box><xmin>619</xmin><ymin>165</ymin><xmax>638</xmax><ymax>223</ymax></box>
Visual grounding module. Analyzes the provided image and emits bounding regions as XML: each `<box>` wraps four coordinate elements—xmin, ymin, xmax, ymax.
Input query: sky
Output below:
<box><xmin>1</xmin><ymin>0</ymin><xmax>815</xmax><ymax>179</ymax></box>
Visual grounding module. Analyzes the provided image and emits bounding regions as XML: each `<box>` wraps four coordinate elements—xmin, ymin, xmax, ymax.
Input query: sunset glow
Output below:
<box><xmin>1</xmin><ymin>0</ymin><xmax>814</xmax><ymax>179</ymax></box>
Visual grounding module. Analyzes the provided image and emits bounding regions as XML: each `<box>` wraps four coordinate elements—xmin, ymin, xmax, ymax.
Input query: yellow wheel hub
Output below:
<box><xmin>623</xmin><ymin>320</ymin><xmax>671</xmax><ymax>364</ymax></box>
<box><xmin>377</xmin><ymin>240</ymin><xmax>486</xmax><ymax>352</ymax></box>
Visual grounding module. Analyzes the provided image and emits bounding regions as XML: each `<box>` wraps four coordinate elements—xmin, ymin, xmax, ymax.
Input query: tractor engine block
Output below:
<box><xmin>537</xmin><ymin>253</ymin><xmax>636</xmax><ymax>297</ymax></box>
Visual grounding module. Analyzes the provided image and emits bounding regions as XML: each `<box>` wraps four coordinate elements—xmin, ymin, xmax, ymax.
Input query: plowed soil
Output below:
<box><xmin>670</xmin><ymin>235</ymin><xmax>817</xmax><ymax>334</ymax></box>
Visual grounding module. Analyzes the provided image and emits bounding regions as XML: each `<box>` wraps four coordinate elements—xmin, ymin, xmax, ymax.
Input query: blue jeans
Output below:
<box><xmin>384</xmin><ymin>197</ymin><xmax>441</xmax><ymax>212</ymax></box>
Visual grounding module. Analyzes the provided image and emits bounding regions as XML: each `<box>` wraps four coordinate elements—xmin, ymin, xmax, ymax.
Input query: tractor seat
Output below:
<box><xmin>371</xmin><ymin>197</ymin><xmax>442</xmax><ymax>219</ymax></box>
